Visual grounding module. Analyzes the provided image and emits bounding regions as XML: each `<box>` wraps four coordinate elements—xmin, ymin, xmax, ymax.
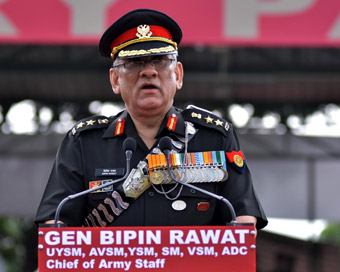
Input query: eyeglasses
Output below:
<box><xmin>113</xmin><ymin>57</ymin><xmax>176</xmax><ymax>73</ymax></box>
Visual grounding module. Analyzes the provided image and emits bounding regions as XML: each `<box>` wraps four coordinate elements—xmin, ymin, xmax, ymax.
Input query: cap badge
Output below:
<box><xmin>136</xmin><ymin>25</ymin><xmax>152</xmax><ymax>39</ymax></box>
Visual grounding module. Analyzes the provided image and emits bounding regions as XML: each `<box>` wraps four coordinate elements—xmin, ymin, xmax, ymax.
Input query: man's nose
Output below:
<box><xmin>140</xmin><ymin>61</ymin><xmax>158</xmax><ymax>77</ymax></box>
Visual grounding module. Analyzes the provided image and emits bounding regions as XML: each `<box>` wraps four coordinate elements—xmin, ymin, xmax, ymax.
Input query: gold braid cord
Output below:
<box><xmin>111</xmin><ymin>37</ymin><xmax>177</xmax><ymax>58</ymax></box>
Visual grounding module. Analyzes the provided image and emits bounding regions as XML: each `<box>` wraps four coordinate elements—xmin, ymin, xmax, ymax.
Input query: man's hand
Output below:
<box><xmin>44</xmin><ymin>220</ymin><xmax>64</xmax><ymax>224</ymax></box>
<box><xmin>236</xmin><ymin>215</ymin><xmax>257</xmax><ymax>236</ymax></box>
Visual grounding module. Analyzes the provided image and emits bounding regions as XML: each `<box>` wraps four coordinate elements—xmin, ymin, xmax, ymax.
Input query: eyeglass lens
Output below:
<box><xmin>115</xmin><ymin>58</ymin><xmax>175</xmax><ymax>72</ymax></box>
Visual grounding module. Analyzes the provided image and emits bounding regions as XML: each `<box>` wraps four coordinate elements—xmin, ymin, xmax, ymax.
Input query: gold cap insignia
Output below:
<box><xmin>136</xmin><ymin>25</ymin><xmax>152</xmax><ymax>39</ymax></box>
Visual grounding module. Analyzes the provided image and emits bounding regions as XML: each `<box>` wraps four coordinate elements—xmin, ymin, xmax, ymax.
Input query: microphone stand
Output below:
<box><xmin>53</xmin><ymin>149</ymin><xmax>134</xmax><ymax>226</ymax></box>
<box><xmin>163</xmin><ymin>151</ymin><xmax>238</xmax><ymax>225</ymax></box>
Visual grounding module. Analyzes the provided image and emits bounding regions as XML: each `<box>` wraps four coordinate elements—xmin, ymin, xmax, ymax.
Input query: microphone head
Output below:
<box><xmin>123</xmin><ymin>137</ymin><xmax>137</xmax><ymax>153</ymax></box>
<box><xmin>159</xmin><ymin>136</ymin><xmax>173</xmax><ymax>153</ymax></box>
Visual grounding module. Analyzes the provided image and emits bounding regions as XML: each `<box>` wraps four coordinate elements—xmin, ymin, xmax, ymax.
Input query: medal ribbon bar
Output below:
<box><xmin>148</xmin><ymin>151</ymin><xmax>228</xmax><ymax>185</ymax></box>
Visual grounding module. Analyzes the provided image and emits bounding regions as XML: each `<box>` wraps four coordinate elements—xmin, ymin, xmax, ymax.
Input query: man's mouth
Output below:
<box><xmin>141</xmin><ymin>83</ymin><xmax>158</xmax><ymax>90</ymax></box>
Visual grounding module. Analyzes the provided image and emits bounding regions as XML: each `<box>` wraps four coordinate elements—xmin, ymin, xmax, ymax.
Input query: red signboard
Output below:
<box><xmin>1</xmin><ymin>0</ymin><xmax>340</xmax><ymax>46</ymax></box>
<box><xmin>38</xmin><ymin>225</ymin><xmax>256</xmax><ymax>272</ymax></box>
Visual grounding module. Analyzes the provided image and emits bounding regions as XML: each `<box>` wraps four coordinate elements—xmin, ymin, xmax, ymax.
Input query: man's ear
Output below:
<box><xmin>109</xmin><ymin>68</ymin><xmax>120</xmax><ymax>94</ymax></box>
<box><xmin>175</xmin><ymin>61</ymin><xmax>184</xmax><ymax>90</ymax></box>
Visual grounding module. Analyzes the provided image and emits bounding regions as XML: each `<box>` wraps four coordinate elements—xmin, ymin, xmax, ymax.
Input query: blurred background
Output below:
<box><xmin>1</xmin><ymin>0</ymin><xmax>340</xmax><ymax>271</ymax></box>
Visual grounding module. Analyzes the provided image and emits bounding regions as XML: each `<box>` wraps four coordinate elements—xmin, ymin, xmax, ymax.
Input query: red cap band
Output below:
<box><xmin>110</xmin><ymin>25</ymin><xmax>174</xmax><ymax>52</ymax></box>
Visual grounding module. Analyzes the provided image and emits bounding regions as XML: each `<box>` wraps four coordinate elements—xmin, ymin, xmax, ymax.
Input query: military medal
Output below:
<box><xmin>197</xmin><ymin>152</ymin><xmax>208</xmax><ymax>182</ymax></box>
<box><xmin>147</xmin><ymin>150</ymin><xmax>229</xmax><ymax>184</ymax></box>
<box><xmin>216</xmin><ymin>150</ymin><xmax>228</xmax><ymax>180</ymax></box>
<box><xmin>150</xmin><ymin>154</ymin><xmax>164</xmax><ymax>184</ymax></box>
<box><xmin>214</xmin><ymin>167</ymin><xmax>224</xmax><ymax>181</ymax></box>
<box><xmin>150</xmin><ymin>170</ymin><xmax>164</xmax><ymax>184</ymax></box>
<box><xmin>171</xmin><ymin>169</ymin><xmax>181</xmax><ymax>181</ymax></box>
<box><xmin>162</xmin><ymin>170</ymin><xmax>172</xmax><ymax>184</ymax></box>
<box><xmin>203</xmin><ymin>152</ymin><xmax>215</xmax><ymax>182</ymax></box>
<box><xmin>208</xmin><ymin>152</ymin><xmax>219</xmax><ymax>182</ymax></box>
<box><xmin>160</xmin><ymin>154</ymin><xmax>171</xmax><ymax>184</ymax></box>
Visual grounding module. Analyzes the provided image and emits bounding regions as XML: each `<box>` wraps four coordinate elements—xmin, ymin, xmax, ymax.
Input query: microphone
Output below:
<box><xmin>52</xmin><ymin>137</ymin><xmax>137</xmax><ymax>226</ymax></box>
<box><xmin>159</xmin><ymin>136</ymin><xmax>237</xmax><ymax>224</ymax></box>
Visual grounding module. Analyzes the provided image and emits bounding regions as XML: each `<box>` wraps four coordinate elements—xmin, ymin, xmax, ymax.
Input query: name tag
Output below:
<box><xmin>95</xmin><ymin>168</ymin><xmax>125</xmax><ymax>177</ymax></box>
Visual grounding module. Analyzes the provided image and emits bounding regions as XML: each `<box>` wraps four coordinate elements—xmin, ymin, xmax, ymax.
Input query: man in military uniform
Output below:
<box><xmin>35</xmin><ymin>9</ymin><xmax>267</xmax><ymax>230</ymax></box>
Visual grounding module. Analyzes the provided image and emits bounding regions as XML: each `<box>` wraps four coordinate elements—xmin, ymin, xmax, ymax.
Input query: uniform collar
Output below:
<box><xmin>102</xmin><ymin>107</ymin><xmax>185</xmax><ymax>139</ymax></box>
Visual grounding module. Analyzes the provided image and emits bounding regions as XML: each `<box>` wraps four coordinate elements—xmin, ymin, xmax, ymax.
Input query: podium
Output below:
<box><xmin>38</xmin><ymin>224</ymin><xmax>256</xmax><ymax>271</ymax></box>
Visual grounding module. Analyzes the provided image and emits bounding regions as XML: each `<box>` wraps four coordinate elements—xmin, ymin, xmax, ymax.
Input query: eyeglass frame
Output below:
<box><xmin>112</xmin><ymin>55</ymin><xmax>177</xmax><ymax>72</ymax></box>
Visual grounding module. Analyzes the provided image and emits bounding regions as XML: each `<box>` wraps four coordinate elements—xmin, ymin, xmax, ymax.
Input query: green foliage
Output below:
<box><xmin>319</xmin><ymin>222</ymin><xmax>340</xmax><ymax>246</ymax></box>
<box><xmin>0</xmin><ymin>217</ymin><xmax>31</xmax><ymax>272</ymax></box>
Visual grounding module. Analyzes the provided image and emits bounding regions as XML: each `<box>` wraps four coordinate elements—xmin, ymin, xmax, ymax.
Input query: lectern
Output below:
<box><xmin>38</xmin><ymin>224</ymin><xmax>256</xmax><ymax>271</ymax></box>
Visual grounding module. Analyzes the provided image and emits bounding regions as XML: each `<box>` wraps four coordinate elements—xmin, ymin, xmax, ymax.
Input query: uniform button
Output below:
<box><xmin>172</xmin><ymin>200</ymin><xmax>187</xmax><ymax>211</ymax></box>
<box><xmin>190</xmin><ymin>189</ymin><xmax>196</xmax><ymax>194</ymax></box>
<box><xmin>148</xmin><ymin>191</ymin><xmax>155</xmax><ymax>197</ymax></box>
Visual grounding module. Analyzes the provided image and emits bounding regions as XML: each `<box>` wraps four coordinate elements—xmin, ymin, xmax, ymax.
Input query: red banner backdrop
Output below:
<box><xmin>1</xmin><ymin>0</ymin><xmax>340</xmax><ymax>46</ymax></box>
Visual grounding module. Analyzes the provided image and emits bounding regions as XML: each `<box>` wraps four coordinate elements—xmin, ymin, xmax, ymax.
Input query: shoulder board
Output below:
<box><xmin>182</xmin><ymin>105</ymin><xmax>231</xmax><ymax>135</ymax></box>
<box><xmin>70</xmin><ymin>115</ymin><xmax>111</xmax><ymax>138</ymax></box>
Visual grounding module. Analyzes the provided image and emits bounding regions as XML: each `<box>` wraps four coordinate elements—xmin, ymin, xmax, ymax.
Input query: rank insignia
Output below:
<box><xmin>98</xmin><ymin>119</ymin><xmax>109</xmax><ymax>124</ymax></box>
<box><xmin>204</xmin><ymin>115</ymin><xmax>213</xmax><ymax>124</ymax></box>
<box><xmin>76</xmin><ymin>122</ymin><xmax>85</xmax><ymax>129</ymax></box>
<box><xmin>226</xmin><ymin>151</ymin><xmax>246</xmax><ymax>173</ymax></box>
<box><xmin>86</xmin><ymin>119</ymin><xmax>96</xmax><ymax>126</ymax></box>
<box><xmin>115</xmin><ymin>118</ymin><xmax>125</xmax><ymax>136</ymax></box>
<box><xmin>215</xmin><ymin>119</ymin><xmax>223</xmax><ymax>126</ymax></box>
<box><xmin>167</xmin><ymin>113</ymin><xmax>178</xmax><ymax>131</ymax></box>
<box><xmin>71</xmin><ymin>116</ymin><xmax>111</xmax><ymax>138</ymax></box>
<box><xmin>191</xmin><ymin>112</ymin><xmax>201</xmax><ymax>119</ymax></box>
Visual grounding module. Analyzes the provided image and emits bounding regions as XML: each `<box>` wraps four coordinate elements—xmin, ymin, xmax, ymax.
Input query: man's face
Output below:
<box><xmin>109</xmin><ymin>54</ymin><xmax>183</xmax><ymax>118</ymax></box>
